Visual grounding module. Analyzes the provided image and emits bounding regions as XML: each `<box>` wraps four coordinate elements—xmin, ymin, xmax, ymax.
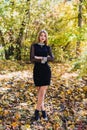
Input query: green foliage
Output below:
<box><xmin>72</xmin><ymin>44</ymin><xmax>87</xmax><ymax>77</ymax></box>
<box><xmin>0</xmin><ymin>0</ymin><xmax>87</xmax><ymax>62</ymax></box>
<box><xmin>79</xmin><ymin>50</ymin><xmax>87</xmax><ymax>77</ymax></box>
<box><xmin>21</xmin><ymin>46</ymin><xmax>30</xmax><ymax>61</ymax></box>
<box><xmin>0</xmin><ymin>45</ymin><xmax>5</xmax><ymax>59</ymax></box>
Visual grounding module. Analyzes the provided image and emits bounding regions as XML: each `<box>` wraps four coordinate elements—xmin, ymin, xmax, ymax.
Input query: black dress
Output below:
<box><xmin>30</xmin><ymin>43</ymin><xmax>54</xmax><ymax>86</ymax></box>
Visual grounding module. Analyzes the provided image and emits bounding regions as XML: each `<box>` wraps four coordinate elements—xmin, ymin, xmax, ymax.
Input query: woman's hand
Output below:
<box><xmin>34</xmin><ymin>56</ymin><xmax>48</xmax><ymax>64</ymax></box>
<box><xmin>34</xmin><ymin>56</ymin><xmax>43</xmax><ymax>60</ymax></box>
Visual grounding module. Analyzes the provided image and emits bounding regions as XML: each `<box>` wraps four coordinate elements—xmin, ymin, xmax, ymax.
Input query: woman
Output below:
<box><xmin>30</xmin><ymin>30</ymin><xmax>54</xmax><ymax>121</ymax></box>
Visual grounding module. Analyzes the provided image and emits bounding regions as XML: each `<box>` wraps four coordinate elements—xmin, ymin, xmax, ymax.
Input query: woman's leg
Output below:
<box><xmin>34</xmin><ymin>87</ymin><xmax>40</xmax><ymax>120</ymax></box>
<box><xmin>41</xmin><ymin>86</ymin><xmax>47</xmax><ymax>110</ymax></box>
<box><xmin>36</xmin><ymin>86</ymin><xmax>47</xmax><ymax>110</ymax></box>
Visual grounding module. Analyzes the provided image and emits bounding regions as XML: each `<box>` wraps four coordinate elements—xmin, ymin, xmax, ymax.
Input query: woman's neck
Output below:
<box><xmin>38</xmin><ymin>43</ymin><xmax>45</xmax><ymax>45</ymax></box>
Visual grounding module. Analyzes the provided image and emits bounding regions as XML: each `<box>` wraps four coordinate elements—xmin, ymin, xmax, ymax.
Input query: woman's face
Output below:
<box><xmin>39</xmin><ymin>32</ymin><xmax>46</xmax><ymax>43</ymax></box>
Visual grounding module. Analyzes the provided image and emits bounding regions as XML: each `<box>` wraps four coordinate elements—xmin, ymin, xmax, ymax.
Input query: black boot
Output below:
<box><xmin>42</xmin><ymin>110</ymin><xmax>48</xmax><ymax>120</ymax></box>
<box><xmin>34</xmin><ymin>109</ymin><xmax>40</xmax><ymax>121</ymax></box>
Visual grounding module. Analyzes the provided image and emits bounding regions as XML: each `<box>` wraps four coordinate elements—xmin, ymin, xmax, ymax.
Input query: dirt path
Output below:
<box><xmin>0</xmin><ymin>64</ymin><xmax>87</xmax><ymax>130</ymax></box>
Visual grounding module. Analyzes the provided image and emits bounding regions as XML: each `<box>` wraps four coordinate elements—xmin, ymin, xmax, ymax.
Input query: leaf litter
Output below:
<box><xmin>0</xmin><ymin>61</ymin><xmax>87</xmax><ymax>130</ymax></box>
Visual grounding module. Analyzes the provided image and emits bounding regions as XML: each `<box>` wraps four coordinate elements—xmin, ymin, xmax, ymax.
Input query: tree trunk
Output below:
<box><xmin>76</xmin><ymin>0</ymin><xmax>82</xmax><ymax>56</ymax></box>
<box><xmin>15</xmin><ymin>21</ymin><xmax>25</xmax><ymax>60</ymax></box>
<box><xmin>15</xmin><ymin>0</ymin><xmax>30</xmax><ymax>60</ymax></box>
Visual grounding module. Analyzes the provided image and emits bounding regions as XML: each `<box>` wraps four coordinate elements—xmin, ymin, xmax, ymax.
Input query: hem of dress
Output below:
<box><xmin>35</xmin><ymin>84</ymin><xmax>50</xmax><ymax>87</ymax></box>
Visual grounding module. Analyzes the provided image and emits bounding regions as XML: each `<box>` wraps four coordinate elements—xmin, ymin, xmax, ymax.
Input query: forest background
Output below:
<box><xmin>0</xmin><ymin>0</ymin><xmax>87</xmax><ymax>130</ymax></box>
<box><xmin>0</xmin><ymin>0</ymin><xmax>87</xmax><ymax>77</ymax></box>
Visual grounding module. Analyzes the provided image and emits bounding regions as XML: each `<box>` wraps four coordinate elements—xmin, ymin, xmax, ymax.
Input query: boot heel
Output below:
<box><xmin>34</xmin><ymin>109</ymin><xmax>40</xmax><ymax>121</ymax></box>
<box><xmin>42</xmin><ymin>110</ymin><xmax>48</xmax><ymax>121</ymax></box>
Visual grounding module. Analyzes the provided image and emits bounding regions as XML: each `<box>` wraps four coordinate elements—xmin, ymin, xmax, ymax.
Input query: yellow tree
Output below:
<box><xmin>64</xmin><ymin>0</ymin><xmax>83</xmax><ymax>56</ymax></box>
<box><xmin>76</xmin><ymin>0</ymin><xmax>83</xmax><ymax>56</ymax></box>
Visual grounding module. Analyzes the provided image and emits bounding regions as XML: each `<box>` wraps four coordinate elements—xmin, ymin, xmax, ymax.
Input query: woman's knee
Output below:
<box><xmin>41</xmin><ymin>86</ymin><xmax>48</xmax><ymax>91</ymax></box>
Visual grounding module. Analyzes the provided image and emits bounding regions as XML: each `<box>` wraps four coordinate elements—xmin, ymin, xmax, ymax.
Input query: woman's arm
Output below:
<box><xmin>30</xmin><ymin>44</ymin><xmax>42</xmax><ymax>63</ymax></box>
<box><xmin>47</xmin><ymin>46</ymin><xmax>54</xmax><ymax>62</ymax></box>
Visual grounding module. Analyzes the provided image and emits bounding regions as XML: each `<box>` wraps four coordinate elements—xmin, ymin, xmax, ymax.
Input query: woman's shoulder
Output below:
<box><xmin>31</xmin><ymin>43</ymin><xmax>38</xmax><ymax>47</ymax></box>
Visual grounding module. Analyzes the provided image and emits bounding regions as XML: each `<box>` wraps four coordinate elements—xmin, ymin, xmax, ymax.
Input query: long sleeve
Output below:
<box><xmin>30</xmin><ymin>44</ymin><xmax>42</xmax><ymax>63</ymax></box>
<box><xmin>47</xmin><ymin>46</ymin><xmax>54</xmax><ymax>62</ymax></box>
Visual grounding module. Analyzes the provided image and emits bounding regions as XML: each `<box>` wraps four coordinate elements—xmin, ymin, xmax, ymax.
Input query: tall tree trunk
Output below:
<box><xmin>76</xmin><ymin>0</ymin><xmax>82</xmax><ymax>56</ymax></box>
<box><xmin>15</xmin><ymin>0</ymin><xmax>30</xmax><ymax>60</ymax></box>
<box><xmin>15</xmin><ymin>21</ymin><xmax>25</xmax><ymax>60</ymax></box>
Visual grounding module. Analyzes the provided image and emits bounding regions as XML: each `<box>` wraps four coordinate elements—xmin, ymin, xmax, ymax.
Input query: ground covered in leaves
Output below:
<box><xmin>0</xmin><ymin>60</ymin><xmax>87</xmax><ymax>130</ymax></box>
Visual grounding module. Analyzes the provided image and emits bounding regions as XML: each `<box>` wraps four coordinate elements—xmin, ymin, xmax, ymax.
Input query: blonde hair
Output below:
<box><xmin>37</xmin><ymin>30</ymin><xmax>48</xmax><ymax>45</ymax></box>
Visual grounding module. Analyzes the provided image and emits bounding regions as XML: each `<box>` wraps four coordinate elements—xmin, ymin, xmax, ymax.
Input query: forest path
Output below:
<box><xmin>0</xmin><ymin>62</ymin><xmax>86</xmax><ymax>130</ymax></box>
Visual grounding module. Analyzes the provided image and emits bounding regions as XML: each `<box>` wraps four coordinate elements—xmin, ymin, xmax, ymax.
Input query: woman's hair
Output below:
<box><xmin>37</xmin><ymin>30</ymin><xmax>48</xmax><ymax>44</ymax></box>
